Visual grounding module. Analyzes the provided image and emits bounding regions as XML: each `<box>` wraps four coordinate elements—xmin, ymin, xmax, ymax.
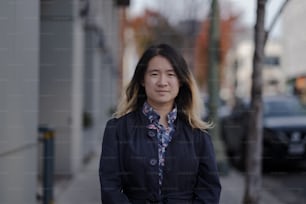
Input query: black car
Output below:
<box><xmin>202</xmin><ymin>97</ymin><xmax>231</xmax><ymax>121</ymax></box>
<box><xmin>221</xmin><ymin>95</ymin><xmax>306</xmax><ymax>169</ymax></box>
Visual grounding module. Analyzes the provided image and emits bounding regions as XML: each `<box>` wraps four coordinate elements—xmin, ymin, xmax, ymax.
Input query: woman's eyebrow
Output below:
<box><xmin>147</xmin><ymin>69</ymin><xmax>160</xmax><ymax>72</ymax></box>
<box><xmin>147</xmin><ymin>67</ymin><xmax>174</xmax><ymax>72</ymax></box>
<box><xmin>166</xmin><ymin>69</ymin><xmax>175</xmax><ymax>72</ymax></box>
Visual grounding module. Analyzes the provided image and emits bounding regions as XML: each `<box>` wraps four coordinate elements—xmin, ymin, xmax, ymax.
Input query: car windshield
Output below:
<box><xmin>264</xmin><ymin>98</ymin><xmax>306</xmax><ymax>117</ymax></box>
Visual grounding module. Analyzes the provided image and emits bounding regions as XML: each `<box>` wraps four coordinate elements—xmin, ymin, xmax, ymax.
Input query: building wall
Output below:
<box><xmin>39</xmin><ymin>0</ymin><xmax>120</xmax><ymax>176</ymax></box>
<box><xmin>282</xmin><ymin>0</ymin><xmax>306</xmax><ymax>103</ymax></box>
<box><xmin>282</xmin><ymin>0</ymin><xmax>306</xmax><ymax>78</ymax></box>
<box><xmin>40</xmin><ymin>0</ymin><xmax>85</xmax><ymax>176</ymax></box>
<box><xmin>0</xmin><ymin>0</ymin><xmax>121</xmax><ymax>202</ymax></box>
<box><xmin>91</xmin><ymin>0</ymin><xmax>120</xmax><ymax>140</ymax></box>
<box><xmin>0</xmin><ymin>0</ymin><xmax>39</xmax><ymax>203</ymax></box>
<box><xmin>226</xmin><ymin>40</ymin><xmax>285</xmax><ymax>99</ymax></box>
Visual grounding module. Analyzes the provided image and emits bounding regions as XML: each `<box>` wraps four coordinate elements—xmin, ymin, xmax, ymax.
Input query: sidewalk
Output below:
<box><xmin>54</xmin><ymin>153</ymin><xmax>286</xmax><ymax>204</ymax></box>
<box><xmin>219</xmin><ymin>170</ymin><xmax>284</xmax><ymax>204</ymax></box>
<box><xmin>54</xmin><ymin>153</ymin><xmax>101</xmax><ymax>204</ymax></box>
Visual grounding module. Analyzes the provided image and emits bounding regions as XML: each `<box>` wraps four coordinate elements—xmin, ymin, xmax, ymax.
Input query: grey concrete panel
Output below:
<box><xmin>39</xmin><ymin>20</ymin><xmax>73</xmax><ymax>127</ymax></box>
<box><xmin>0</xmin><ymin>0</ymin><xmax>39</xmax><ymax>154</ymax></box>
<box><xmin>0</xmin><ymin>145</ymin><xmax>38</xmax><ymax>204</ymax></box>
<box><xmin>41</xmin><ymin>0</ymin><xmax>74</xmax><ymax>17</ymax></box>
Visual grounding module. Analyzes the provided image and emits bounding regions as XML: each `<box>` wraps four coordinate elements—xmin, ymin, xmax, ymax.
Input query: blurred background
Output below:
<box><xmin>1</xmin><ymin>0</ymin><xmax>306</xmax><ymax>203</ymax></box>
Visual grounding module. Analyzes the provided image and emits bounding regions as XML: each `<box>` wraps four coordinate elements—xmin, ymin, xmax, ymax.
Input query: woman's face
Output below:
<box><xmin>143</xmin><ymin>55</ymin><xmax>180</xmax><ymax>108</ymax></box>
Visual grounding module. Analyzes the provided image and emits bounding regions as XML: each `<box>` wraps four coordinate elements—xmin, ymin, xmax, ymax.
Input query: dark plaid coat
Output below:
<box><xmin>99</xmin><ymin>109</ymin><xmax>221</xmax><ymax>204</ymax></box>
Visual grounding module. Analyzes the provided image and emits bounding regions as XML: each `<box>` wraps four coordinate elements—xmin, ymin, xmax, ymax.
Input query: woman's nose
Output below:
<box><xmin>158</xmin><ymin>75</ymin><xmax>168</xmax><ymax>86</ymax></box>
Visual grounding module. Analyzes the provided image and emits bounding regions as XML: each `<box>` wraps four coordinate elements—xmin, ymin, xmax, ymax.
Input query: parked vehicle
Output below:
<box><xmin>202</xmin><ymin>97</ymin><xmax>231</xmax><ymax>121</ymax></box>
<box><xmin>221</xmin><ymin>95</ymin><xmax>306</xmax><ymax>169</ymax></box>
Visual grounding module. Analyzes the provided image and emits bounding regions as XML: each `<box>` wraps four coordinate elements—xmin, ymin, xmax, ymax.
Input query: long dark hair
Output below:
<box><xmin>115</xmin><ymin>43</ymin><xmax>211</xmax><ymax>130</ymax></box>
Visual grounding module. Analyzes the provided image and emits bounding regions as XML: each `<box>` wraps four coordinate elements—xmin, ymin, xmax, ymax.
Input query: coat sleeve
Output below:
<box><xmin>193</xmin><ymin>131</ymin><xmax>221</xmax><ymax>204</ymax></box>
<box><xmin>99</xmin><ymin>119</ymin><xmax>131</xmax><ymax>204</ymax></box>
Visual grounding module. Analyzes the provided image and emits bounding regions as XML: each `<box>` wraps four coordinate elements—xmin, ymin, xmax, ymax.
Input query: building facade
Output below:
<box><xmin>282</xmin><ymin>0</ymin><xmax>306</xmax><ymax>103</ymax></box>
<box><xmin>224</xmin><ymin>38</ymin><xmax>285</xmax><ymax>101</ymax></box>
<box><xmin>0</xmin><ymin>0</ymin><xmax>40</xmax><ymax>202</ymax></box>
<box><xmin>0</xmin><ymin>0</ymin><xmax>123</xmax><ymax>203</ymax></box>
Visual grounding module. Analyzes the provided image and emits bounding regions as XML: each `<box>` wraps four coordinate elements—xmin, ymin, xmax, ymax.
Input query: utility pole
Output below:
<box><xmin>207</xmin><ymin>0</ymin><xmax>228</xmax><ymax>175</ymax></box>
<box><xmin>117</xmin><ymin>0</ymin><xmax>130</xmax><ymax>96</ymax></box>
<box><xmin>118</xmin><ymin>7</ymin><xmax>126</xmax><ymax>95</ymax></box>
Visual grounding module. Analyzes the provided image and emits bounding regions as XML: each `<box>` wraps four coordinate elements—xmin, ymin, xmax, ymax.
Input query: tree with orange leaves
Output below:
<box><xmin>194</xmin><ymin>14</ymin><xmax>239</xmax><ymax>91</ymax></box>
<box><xmin>127</xmin><ymin>9</ymin><xmax>184</xmax><ymax>56</ymax></box>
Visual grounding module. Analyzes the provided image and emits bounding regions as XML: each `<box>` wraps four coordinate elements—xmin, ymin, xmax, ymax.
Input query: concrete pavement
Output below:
<box><xmin>54</xmin><ymin>153</ymin><xmax>101</xmax><ymax>204</ymax></box>
<box><xmin>219</xmin><ymin>170</ymin><xmax>284</xmax><ymax>204</ymax></box>
<box><xmin>53</xmin><ymin>152</ymin><xmax>286</xmax><ymax>204</ymax></box>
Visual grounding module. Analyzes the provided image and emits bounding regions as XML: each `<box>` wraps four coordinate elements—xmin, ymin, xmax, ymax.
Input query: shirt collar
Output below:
<box><xmin>142</xmin><ymin>101</ymin><xmax>177</xmax><ymax>124</ymax></box>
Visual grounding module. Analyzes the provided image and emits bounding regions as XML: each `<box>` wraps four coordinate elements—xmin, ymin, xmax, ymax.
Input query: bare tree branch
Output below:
<box><xmin>264</xmin><ymin>0</ymin><xmax>290</xmax><ymax>44</ymax></box>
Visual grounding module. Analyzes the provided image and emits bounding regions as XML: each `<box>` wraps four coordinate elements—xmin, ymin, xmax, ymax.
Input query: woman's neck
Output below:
<box><xmin>155</xmin><ymin>109</ymin><xmax>169</xmax><ymax>128</ymax></box>
<box><xmin>146</xmin><ymin>101</ymin><xmax>173</xmax><ymax>127</ymax></box>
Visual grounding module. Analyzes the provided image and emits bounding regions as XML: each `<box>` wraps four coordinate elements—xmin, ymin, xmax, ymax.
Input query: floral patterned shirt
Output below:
<box><xmin>142</xmin><ymin>101</ymin><xmax>177</xmax><ymax>192</ymax></box>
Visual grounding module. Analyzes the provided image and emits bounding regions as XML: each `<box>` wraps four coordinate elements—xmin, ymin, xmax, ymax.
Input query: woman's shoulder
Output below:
<box><xmin>106</xmin><ymin>111</ymin><xmax>139</xmax><ymax>126</ymax></box>
<box><xmin>195</xmin><ymin>128</ymin><xmax>210</xmax><ymax>136</ymax></box>
<box><xmin>191</xmin><ymin>127</ymin><xmax>212</xmax><ymax>142</ymax></box>
<box><xmin>178</xmin><ymin>120</ymin><xmax>211</xmax><ymax>141</ymax></box>
<box><xmin>179</xmin><ymin>120</ymin><xmax>209</xmax><ymax>135</ymax></box>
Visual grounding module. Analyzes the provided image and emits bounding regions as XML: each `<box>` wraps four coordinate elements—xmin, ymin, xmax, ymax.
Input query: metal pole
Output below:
<box><xmin>39</xmin><ymin>126</ymin><xmax>55</xmax><ymax>204</ymax></box>
<box><xmin>207</xmin><ymin>0</ymin><xmax>229</xmax><ymax>176</ymax></box>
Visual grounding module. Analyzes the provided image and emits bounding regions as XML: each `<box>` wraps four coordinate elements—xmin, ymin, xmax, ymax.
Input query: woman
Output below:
<box><xmin>99</xmin><ymin>43</ymin><xmax>221</xmax><ymax>204</ymax></box>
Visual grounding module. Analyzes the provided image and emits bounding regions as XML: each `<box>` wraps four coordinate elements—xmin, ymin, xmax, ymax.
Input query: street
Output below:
<box><xmin>263</xmin><ymin>162</ymin><xmax>306</xmax><ymax>204</ymax></box>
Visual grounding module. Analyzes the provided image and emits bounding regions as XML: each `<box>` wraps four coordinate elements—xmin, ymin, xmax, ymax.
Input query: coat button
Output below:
<box><xmin>148</xmin><ymin>130</ymin><xmax>156</xmax><ymax>138</ymax></box>
<box><xmin>149</xmin><ymin>158</ymin><xmax>157</xmax><ymax>166</ymax></box>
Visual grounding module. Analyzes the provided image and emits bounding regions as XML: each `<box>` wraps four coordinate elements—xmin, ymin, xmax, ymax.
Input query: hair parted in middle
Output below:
<box><xmin>114</xmin><ymin>43</ymin><xmax>211</xmax><ymax>131</ymax></box>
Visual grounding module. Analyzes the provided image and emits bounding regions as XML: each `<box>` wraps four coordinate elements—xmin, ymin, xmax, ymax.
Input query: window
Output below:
<box><xmin>264</xmin><ymin>56</ymin><xmax>280</xmax><ymax>66</ymax></box>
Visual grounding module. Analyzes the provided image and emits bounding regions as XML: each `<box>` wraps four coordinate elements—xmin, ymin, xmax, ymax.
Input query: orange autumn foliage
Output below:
<box><xmin>127</xmin><ymin>9</ymin><xmax>183</xmax><ymax>56</ymax></box>
<box><xmin>195</xmin><ymin>15</ymin><xmax>238</xmax><ymax>90</ymax></box>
